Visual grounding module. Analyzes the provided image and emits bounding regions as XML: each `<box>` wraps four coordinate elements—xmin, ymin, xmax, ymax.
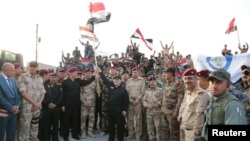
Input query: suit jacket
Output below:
<box><xmin>0</xmin><ymin>73</ymin><xmax>21</xmax><ymax>113</ymax></box>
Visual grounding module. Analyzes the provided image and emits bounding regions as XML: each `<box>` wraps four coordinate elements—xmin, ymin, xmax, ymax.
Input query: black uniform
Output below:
<box><xmin>61</xmin><ymin>76</ymin><xmax>95</xmax><ymax>140</ymax></box>
<box><xmin>42</xmin><ymin>83</ymin><xmax>63</xmax><ymax>141</ymax></box>
<box><xmin>100</xmin><ymin>72</ymin><xmax>129</xmax><ymax>141</ymax></box>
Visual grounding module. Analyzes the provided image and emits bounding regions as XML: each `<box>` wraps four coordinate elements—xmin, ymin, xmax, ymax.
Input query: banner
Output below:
<box><xmin>194</xmin><ymin>53</ymin><xmax>250</xmax><ymax>83</ymax></box>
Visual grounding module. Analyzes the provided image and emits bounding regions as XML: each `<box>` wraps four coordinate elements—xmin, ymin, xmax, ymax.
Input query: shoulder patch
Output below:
<box><xmin>21</xmin><ymin>72</ymin><xmax>29</xmax><ymax>76</ymax></box>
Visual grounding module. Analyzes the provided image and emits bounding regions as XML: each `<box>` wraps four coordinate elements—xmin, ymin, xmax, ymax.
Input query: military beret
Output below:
<box><xmin>122</xmin><ymin>70</ymin><xmax>129</xmax><ymax>74</ymax></box>
<box><xmin>85</xmin><ymin>67</ymin><xmax>93</xmax><ymax>73</ymax></box>
<box><xmin>132</xmin><ymin>67</ymin><xmax>138</xmax><ymax>71</ymax></box>
<box><xmin>67</xmin><ymin>67</ymin><xmax>77</xmax><ymax>73</ymax></box>
<box><xmin>113</xmin><ymin>75</ymin><xmax>122</xmax><ymax>79</ymax></box>
<box><xmin>182</xmin><ymin>68</ymin><xmax>197</xmax><ymax>76</ymax></box>
<box><xmin>197</xmin><ymin>69</ymin><xmax>210</xmax><ymax>77</ymax></box>
<box><xmin>148</xmin><ymin>77</ymin><xmax>156</xmax><ymax>81</ymax></box>
<box><xmin>29</xmin><ymin>61</ymin><xmax>38</xmax><ymax>67</ymax></box>
<box><xmin>110</xmin><ymin>66</ymin><xmax>116</xmax><ymax>69</ymax></box>
<box><xmin>13</xmin><ymin>62</ymin><xmax>20</xmax><ymax>69</ymax></box>
<box><xmin>39</xmin><ymin>69</ymin><xmax>49</xmax><ymax>75</ymax></box>
<box><xmin>49</xmin><ymin>72</ymin><xmax>57</xmax><ymax>76</ymax></box>
<box><xmin>77</xmin><ymin>71</ymin><xmax>83</xmax><ymax>75</ymax></box>
<box><xmin>58</xmin><ymin>68</ymin><xmax>66</xmax><ymax>72</ymax></box>
<box><xmin>207</xmin><ymin>69</ymin><xmax>231</xmax><ymax>81</ymax></box>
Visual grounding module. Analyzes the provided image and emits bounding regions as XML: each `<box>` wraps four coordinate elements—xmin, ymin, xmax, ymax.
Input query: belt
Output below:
<box><xmin>154</xmin><ymin>108</ymin><xmax>161</xmax><ymax>111</ymax></box>
<box><xmin>130</xmin><ymin>97</ymin><xmax>136</xmax><ymax>100</ymax></box>
<box><xmin>185</xmin><ymin>128</ymin><xmax>193</xmax><ymax>130</ymax></box>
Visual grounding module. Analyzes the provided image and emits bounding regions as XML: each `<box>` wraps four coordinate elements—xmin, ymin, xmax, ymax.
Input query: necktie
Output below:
<box><xmin>7</xmin><ymin>78</ymin><xmax>14</xmax><ymax>93</ymax></box>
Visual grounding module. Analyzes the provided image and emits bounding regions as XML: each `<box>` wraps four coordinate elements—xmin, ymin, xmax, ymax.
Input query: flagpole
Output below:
<box><xmin>93</xmin><ymin>39</ymin><xmax>101</xmax><ymax>97</ymax></box>
<box><xmin>35</xmin><ymin>24</ymin><xmax>38</xmax><ymax>62</ymax></box>
<box><xmin>90</xmin><ymin>2</ymin><xmax>100</xmax><ymax>97</ymax></box>
<box><xmin>236</xmin><ymin>26</ymin><xmax>241</xmax><ymax>45</ymax></box>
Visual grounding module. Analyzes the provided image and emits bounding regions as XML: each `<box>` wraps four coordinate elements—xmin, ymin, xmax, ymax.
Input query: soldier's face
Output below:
<box><xmin>43</xmin><ymin>74</ymin><xmax>49</xmax><ymax>81</ymax></box>
<box><xmin>15</xmin><ymin>67</ymin><xmax>22</xmax><ymax>76</ymax></box>
<box><xmin>247</xmin><ymin>74</ymin><xmax>250</xmax><ymax>85</ymax></box>
<box><xmin>209</xmin><ymin>79</ymin><xmax>228</xmax><ymax>97</ymax></box>
<box><xmin>110</xmin><ymin>68</ymin><xmax>116</xmax><ymax>75</ymax></box>
<box><xmin>241</xmin><ymin>74</ymin><xmax>248</xmax><ymax>85</ymax></box>
<box><xmin>197</xmin><ymin>76</ymin><xmax>207</xmax><ymax>89</ymax></box>
<box><xmin>149</xmin><ymin>80</ymin><xmax>156</xmax><ymax>88</ymax></box>
<box><xmin>49</xmin><ymin>76</ymin><xmax>57</xmax><ymax>84</ymax></box>
<box><xmin>132</xmin><ymin>70</ymin><xmax>138</xmax><ymax>78</ymax></box>
<box><xmin>183</xmin><ymin>76</ymin><xmax>197</xmax><ymax>90</ymax></box>
<box><xmin>122</xmin><ymin>73</ymin><xmax>129</xmax><ymax>80</ymax></box>
<box><xmin>69</xmin><ymin>71</ymin><xmax>77</xmax><ymax>78</ymax></box>
<box><xmin>29</xmin><ymin>66</ymin><xmax>38</xmax><ymax>74</ymax></box>
<box><xmin>85</xmin><ymin>71</ymin><xmax>92</xmax><ymax>79</ymax></box>
<box><xmin>113</xmin><ymin>78</ymin><xmax>121</xmax><ymax>87</ymax></box>
<box><xmin>164</xmin><ymin>72</ymin><xmax>173</xmax><ymax>80</ymax></box>
<box><xmin>58</xmin><ymin>72</ymin><xmax>65</xmax><ymax>79</ymax></box>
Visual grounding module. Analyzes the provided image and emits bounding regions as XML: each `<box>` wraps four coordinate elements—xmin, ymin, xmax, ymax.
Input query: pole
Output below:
<box><xmin>236</xmin><ymin>26</ymin><xmax>241</xmax><ymax>45</ymax></box>
<box><xmin>36</xmin><ymin>24</ymin><xmax>38</xmax><ymax>62</ymax></box>
<box><xmin>93</xmin><ymin>39</ymin><xmax>101</xmax><ymax>97</ymax></box>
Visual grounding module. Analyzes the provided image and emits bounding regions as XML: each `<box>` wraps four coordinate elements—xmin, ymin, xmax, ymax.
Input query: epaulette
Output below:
<box><xmin>197</xmin><ymin>90</ymin><xmax>204</xmax><ymax>95</ymax></box>
<box><xmin>137</xmin><ymin>76</ymin><xmax>144</xmax><ymax>80</ymax></box>
<box><xmin>155</xmin><ymin>87</ymin><xmax>163</xmax><ymax>91</ymax></box>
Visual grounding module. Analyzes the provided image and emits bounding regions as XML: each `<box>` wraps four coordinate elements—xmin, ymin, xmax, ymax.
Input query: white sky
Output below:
<box><xmin>0</xmin><ymin>0</ymin><xmax>249</xmax><ymax>67</ymax></box>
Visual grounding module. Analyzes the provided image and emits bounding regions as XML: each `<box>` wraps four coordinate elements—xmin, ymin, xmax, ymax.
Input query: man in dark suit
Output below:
<box><xmin>0</xmin><ymin>62</ymin><xmax>22</xmax><ymax>141</ymax></box>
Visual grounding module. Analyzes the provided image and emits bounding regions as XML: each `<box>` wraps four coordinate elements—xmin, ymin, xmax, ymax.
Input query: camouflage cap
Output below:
<box><xmin>207</xmin><ymin>69</ymin><xmax>231</xmax><ymax>81</ymax></box>
<box><xmin>29</xmin><ymin>61</ymin><xmax>38</xmax><ymax>67</ymax></box>
<box><xmin>148</xmin><ymin>77</ymin><xmax>156</xmax><ymax>81</ymax></box>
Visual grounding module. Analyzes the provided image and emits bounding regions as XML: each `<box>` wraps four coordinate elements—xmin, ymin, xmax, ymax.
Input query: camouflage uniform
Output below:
<box><xmin>241</xmin><ymin>88</ymin><xmax>250</xmax><ymax>125</ymax></box>
<box><xmin>126</xmin><ymin>77</ymin><xmax>145</xmax><ymax>141</ymax></box>
<box><xmin>142</xmin><ymin>87</ymin><xmax>163</xmax><ymax>141</ymax></box>
<box><xmin>161</xmin><ymin>78</ymin><xmax>184</xmax><ymax>141</ymax></box>
<box><xmin>178</xmin><ymin>87</ymin><xmax>209</xmax><ymax>141</ymax></box>
<box><xmin>80</xmin><ymin>80</ymin><xmax>97</xmax><ymax>137</ymax></box>
<box><xmin>18</xmin><ymin>73</ymin><xmax>46</xmax><ymax>141</ymax></box>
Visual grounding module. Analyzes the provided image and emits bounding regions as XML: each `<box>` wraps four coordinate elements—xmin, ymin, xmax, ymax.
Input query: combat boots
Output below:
<box><xmin>100</xmin><ymin>131</ymin><xmax>106</xmax><ymax>136</ymax></box>
<box><xmin>88</xmin><ymin>131</ymin><xmax>96</xmax><ymax>138</ymax></box>
<box><xmin>81</xmin><ymin>132</ymin><xmax>86</xmax><ymax>139</ymax></box>
<box><xmin>126</xmin><ymin>134</ymin><xmax>135</xmax><ymax>140</ymax></box>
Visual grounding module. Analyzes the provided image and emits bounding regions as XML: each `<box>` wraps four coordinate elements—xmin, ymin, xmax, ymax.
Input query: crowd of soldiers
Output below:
<box><xmin>0</xmin><ymin>40</ymin><xmax>250</xmax><ymax>141</ymax></box>
<box><xmin>221</xmin><ymin>42</ymin><xmax>249</xmax><ymax>56</ymax></box>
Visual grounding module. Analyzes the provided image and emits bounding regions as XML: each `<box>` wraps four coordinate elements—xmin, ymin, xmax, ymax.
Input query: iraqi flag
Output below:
<box><xmin>88</xmin><ymin>2</ymin><xmax>111</xmax><ymax>24</ymax></box>
<box><xmin>79</xmin><ymin>26</ymin><xmax>99</xmax><ymax>42</ymax></box>
<box><xmin>225</xmin><ymin>17</ymin><xmax>237</xmax><ymax>34</ymax></box>
<box><xmin>131</xmin><ymin>28</ymin><xmax>153</xmax><ymax>51</ymax></box>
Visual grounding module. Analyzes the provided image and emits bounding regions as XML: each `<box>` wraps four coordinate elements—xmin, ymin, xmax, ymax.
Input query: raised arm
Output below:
<box><xmin>160</xmin><ymin>41</ymin><xmax>164</xmax><ymax>49</ymax></box>
<box><xmin>169</xmin><ymin>41</ymin><xmax>174</xmax><ymax>49</ymax></box>
<box><xmin>130</xmin><ymin>38</ymin><xmax>134</xmax><ymax>46</ymax></box>
<box><xmin>99</xmin><ymin>72</ymin><xmax>112</xmax><ymax>88</ymax></box>
<box><xmin>78</xmin><ymin>76</ymin><xmax>95</xmax><ymax>86</ymax></box>
<box><xmin>79</xmin><ymin>39</ymin><xmax>85</xmax><ymax>46</ymax></box>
